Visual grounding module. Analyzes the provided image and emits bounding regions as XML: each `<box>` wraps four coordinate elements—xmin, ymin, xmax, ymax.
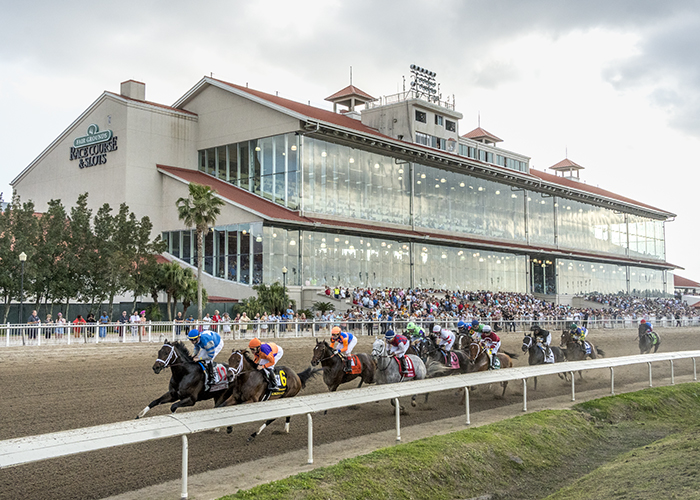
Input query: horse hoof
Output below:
<box><xmin>226</xmin><ymin>426</ymin><xmax>233</xmax><ymax>434</ymax></box>
<box><xmin>411</xmin><ymin>400</ymin><xmax>417</xmax><ymax>407</ymax></box>
<box><xmin>247</xmin><ymin>435</ymin><xmax>256</xmax><ymax>443</ymax></box>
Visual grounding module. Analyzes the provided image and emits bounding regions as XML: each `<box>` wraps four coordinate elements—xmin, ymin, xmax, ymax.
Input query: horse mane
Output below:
<box><xmin>172</xmin><ymin>341</ymin><xmax>195</xmax><ymax>362</ymax></box>
<box><xmin>241</xmin><ymin>349</ymin><xmax>258</xmax><ymax>368</ymax></box>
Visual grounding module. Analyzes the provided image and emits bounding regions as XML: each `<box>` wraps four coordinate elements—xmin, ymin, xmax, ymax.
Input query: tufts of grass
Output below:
<box><xmin>220</xmin><ymin>383</ymin><xmax>700</xmax><ymax>500</ymax></box>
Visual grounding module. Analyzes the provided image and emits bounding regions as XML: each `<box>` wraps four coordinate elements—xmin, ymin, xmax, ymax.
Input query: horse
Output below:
<box><xmin>422</xmin><ymin>335</ymin><xmax>471</xmax><ymax>375</ymax></box>
<box><xmin>521</xmin><ymin>334</ymin><xmax>567</xmax><ymax>390</ymax></box>
<box><xmin>137</xmin><ymin>340</ymin><xmax>233</xmax><ymax>419</ymax></box>
<box><xmin>638</xmin><ymin>324</ymin><xmax>661</xmax><ymax>354</ymax></box>
<box><xmin>219</xmin><ymin>349</ymin><xmax>320</xmax><ymax>441</ymax></box>
<box><xmin>466</xmin><ymin>341</ymin><xmax>517</xmax><ymax>398</ymax></box>
<box><xmin>310</xmin><ymin>339</ymin><xmax>375</xmax><ymax>392</ymax></box>
<box><xmin>560</xmin><ymin>330</ymin><xmax>604</xmax><ymax>361</ymax></box>
<box><xmin>371</xmin><ymin>338</ymin><xmax>430</xmax><ymax>409</ymax></box>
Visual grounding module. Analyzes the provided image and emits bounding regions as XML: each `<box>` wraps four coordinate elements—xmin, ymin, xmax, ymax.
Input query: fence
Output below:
<box><xmin>1</xmin><ymin>350</ymin><xmax>698</xmax><ymax>499</ymax></box>
<box><xmin>3</xmin><ymin>316</ymin><xmax>700</xmax><ymax>347</ymax></box>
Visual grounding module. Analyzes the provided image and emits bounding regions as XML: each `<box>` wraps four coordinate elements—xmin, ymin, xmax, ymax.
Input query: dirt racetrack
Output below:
<box><xmin>1</xmin><ymin>327</ymin><xmax>699</xmax><ymax>500</ymax></box>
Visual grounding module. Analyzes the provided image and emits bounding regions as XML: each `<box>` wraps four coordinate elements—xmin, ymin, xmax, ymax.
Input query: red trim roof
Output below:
<box><xmin>462</xmin><ymin>127</ymin><xmax>503</xmax><ymax>143</ymax></box>
<box><xmin>674</xmin><ymin>275</ymin><xmax>700</xmax><ymax>288</ymax></box>
<box><xmin>210</xmin><ymin>78</ymin><xmax>395</xmax><ymax>141</ymax></box>
<box><xmin>208</xmin><ymin>295</ymin><xmax>239</xmax><ymax>303</ymax></box>
<box><xmin>550</xmin><ymin>158</ymin><xmax>584</xmax><ymax>170</ymax></box>
<box><xmin>325</xmin><ymin>85</ymin><xmax>375</xmax><ymax>102</ymax></box>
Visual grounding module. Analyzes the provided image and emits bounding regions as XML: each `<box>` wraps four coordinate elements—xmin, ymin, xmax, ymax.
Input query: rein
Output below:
<box><xmin>228</xmin><ymin>352</ymin><xmax>245</xmax><ymax>379</ymax></box>
<box><xmin>155</xmin><ymin>344</ymin><xmax>179</xmax><ymax>367</ymax></box>
<box><xmin>372</xmin><ymin>341</ymin><xmax>392</xmax><ymax>372</ymax></box>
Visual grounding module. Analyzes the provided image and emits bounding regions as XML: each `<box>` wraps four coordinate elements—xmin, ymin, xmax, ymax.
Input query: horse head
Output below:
<box><xmin>522</xmin><ymin>335</ymin><xmax>533</xmax><ymax>352</ymax></box>
<box><xmin>371</xmin><ymin>338</ymin><xmax>386</xmax><ymax>359</ymax></box>
<box><xmin>468</xmin><ymin>342</ymin><xmax>482</xmax><ymax>362</ymax></box>
<box><xmin>311</xmin><ymin>339</ymin><xmax>330</xmax><ymax>366</ymax></box>
<box><xmin>560</xmin><ymin>330</ymin><xmax>570</xmax><ymax>348</ymax></box>
<box><xmin>153</xmin><ymin>340</ymin><xmax>176</xmax><ymax>374</ymax></box>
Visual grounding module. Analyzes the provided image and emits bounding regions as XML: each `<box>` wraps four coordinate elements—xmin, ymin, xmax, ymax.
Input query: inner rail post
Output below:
<box><xmin>307</xmin><ymin>413</ymin><xmax>313</xmax><ymax>464</ymax></box>
<box><xmin>670</xmin><ymin>360</ymin><xmax>675</xmax><ymax>385</ymax></box>
<box><xmin>395</xmin><ymin>398</ymin><xmax>401</xmax><ymax>441</ymax></box>
<box><xmin>693</xmin><ymin>358</ymin><xmax>697</xmax><ymax>381</ymax></box>
<box><xmin>465</xmin><ymin>387</ymin><xmax>470</xmax><ymax>425</ymax></box>
<box><xmin>570</xmin><ymin>372</ymin><xmax>575</xmax><ymax>401</ymax></box>
<box><xmin>648</xmin><ymin>361</ymin><xmax>653</xmax><ymax>387</ymax></box>
<box><xmin>522</xmin><ymin>379</ymin><xmax>527</xmax><ymax>412</ymax></box>
<box><xmin>181</xmin><ymin>434</ymin><xmax>188</xmax><ymax>499</ymax></box>
<box><xmin>610</xmin><ymin>367</ymin><xmax>615</xmax><ymax>395</ymax></box>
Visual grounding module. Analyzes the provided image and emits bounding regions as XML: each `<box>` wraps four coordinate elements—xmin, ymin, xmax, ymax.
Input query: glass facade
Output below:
<box><xmin>198</xmin><ymin>133</ymin><xmax>300</xmax><ymax>210</ymax></box>
<box><xmin>188</xmin><ymin>133</ymin><xmax>671</xmax><ymax>295</ymax></box>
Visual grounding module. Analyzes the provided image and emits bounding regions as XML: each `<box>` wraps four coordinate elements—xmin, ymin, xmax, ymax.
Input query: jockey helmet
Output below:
<box><xmin>407</xmin><ymin>322</ymin><xmax>417</xmax><ymax>332</ymax></box>
<box><xmin>471</xmin><ymin>319</ymin><xmax>480</xmax><ymax>327</ymax></box>
<box><xmin>640</xmin><ymin>319</ymin><xmax>646</xmax><ymax>324</ymax></box>
<box><xmin>569</xmin><ymin>322</ymin><xmax>578</xmax><ymax>330</ymax></box>
<box><xmin>432</xmin><ymin>324</ymin><xmax>441</xmax><ymax>333</ymax></box>
<box><xmin>530</xmin><ymin>324</ymin><xmax>541</xmax><ymax>332</ymax></box>
<box><xmin>187</xmin><ymin>329</ymin><xmax>201</xmax><ymax>340</ymax></box>
<box><xmin>385</xmin><ymin>330</ymin><xmax>396</xmax><ymax>339</ymax></box>
<box><xmin>331</xmin><ymin>326</ymin><xmax>341</xmax><ymax>334</ymax></box>
<box><xmin>248</xmin><ymin>338</ymin><xmax>261</xmax><ymax>349</ymax></box>
<box><xmin>457</xmin><ymin>320</ymin><xmax>467</xmax><ymax>329</ymax></box>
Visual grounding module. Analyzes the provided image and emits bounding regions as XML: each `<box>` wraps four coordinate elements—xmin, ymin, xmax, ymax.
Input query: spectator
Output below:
<box><xmin>99</xmin><ymin>311</ymin><xmax>110</xmax><ymax>338</ymax></box>
<box><xmin>27</xmin><ymin>309</ymin><xmax>40</xmax><ymax>340</ymax></box>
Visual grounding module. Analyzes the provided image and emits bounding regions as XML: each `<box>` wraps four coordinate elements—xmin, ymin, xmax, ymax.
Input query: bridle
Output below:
<box><xmin>312</xmin><ymin>342</ymin><xmax>337</xmax><ymax>364</ymax></box>
<box><xmin>228</xmin><ymin>351</ymin><xmax>245</xmax><ymax>379</ymax></box>
<box><xmin>155</xmin><ymin>343</ymin><xmax>179</xmax><ymax>368</ymax></box>
<box><xmin>372</xmin><ymin>340</ymin><xmax>391</xmax><ymax>372</ymax></box>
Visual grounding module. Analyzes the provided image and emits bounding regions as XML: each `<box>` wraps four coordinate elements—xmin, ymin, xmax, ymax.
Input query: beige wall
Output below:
<box><xmin>182</xmin><ymin>85</ymin><xmax>300</xmax><ymax>150</ymax></box>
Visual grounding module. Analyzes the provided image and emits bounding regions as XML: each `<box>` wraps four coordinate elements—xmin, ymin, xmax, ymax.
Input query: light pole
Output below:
<box><xmin>19</xmin><ymin>252</ymin><xmax>27</xmax><ymax>346</ymax></box>
<box><xmin>282</xmin><ymin>266</ymin><xmax>288</xmax><ymax>291</ymax></box>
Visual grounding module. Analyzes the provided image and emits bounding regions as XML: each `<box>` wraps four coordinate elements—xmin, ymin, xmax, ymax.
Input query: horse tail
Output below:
<box><xmin>297</xmin><ymin>366</ymin><xmax>323</xmax><ymax>389</ymax></box>
<box><xmin>426</xmin><ymin>359</ymin><xmax>450</xmax><ymax>378</ymax></box>
<box><xmin>502</xmin><ymin>349</ymin><xmax>519</xmax><ymax>359</ymax></box>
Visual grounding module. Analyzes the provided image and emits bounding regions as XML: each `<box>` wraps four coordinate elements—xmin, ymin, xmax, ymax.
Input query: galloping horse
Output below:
<box><xmin>137</xmin><ymin>340</ymin><xmax>232</xmax><ymax>418</ymax></box>
<box><xmin>371</xmin><ymin>338</ymin><xmax>429</xmax><ymax>408</ymax></box>
<box><xmin>422</xmin><ymin>336</ymin><xmax>471</xmax><ymax>375</ymax></box>
<box><xmin>521</xmin><ymin>334</ymin><xmax>567</xmax><ymax>390</ymax></box>
<box><xmin>219</xmin><ymin>349</ymin><xmax>319</xmax><ymax>440</ymax></box>
<box><xmin>466</xmin><ymin>341</ymin><xmax>517</xmax><ymax>398</ymax></box>
<box><xmin>638</xmin><ymin>324</ymin><xmax>661</xmax><ymax>354</ymax></box>
<box><xmin>560</xmin><ymin>330</ymin><xmax>604</xmax><ymax>361</ymax></box>
<box><xmin>310</xmin><ymin>339</ymin><xmax>375</xmax><ymax>392</ymax></box>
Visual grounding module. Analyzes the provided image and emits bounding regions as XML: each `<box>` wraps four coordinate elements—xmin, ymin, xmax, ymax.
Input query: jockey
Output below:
<box><xmin>187</xmin><ymin>328</ymin><xmax>223</xmax><ymax>389</ymax></box>
<box><xmin>569</xmin><ymin>323</ymin><xmax>588</xmax><ymax>345</ymax></box>
<box><xmin>639</xmin><ymin>319</ymin><xmax>654</xmax><ymax>333</ymax></box>
<box><xmin>472</xmin><ymin>321</ymin><xmax>501</xmax><ymax>369</ymax></box>
<box><xmin>249</xmin><ymin>338</ymin><xmax>284</xmax><ymax>389</ymax></box>
<box><xmin>432</xmin><ymin>324</ymin><xmax>456</xmax><ymax>352</ymax></box>
<box><xmin>457</xmin><ymin>320</ymin><xmax>470</xmax><ymax>335</ymax></box>
<box><xmin>406</xmin><ymin>321</ymin><xmax>426</xmax><ymax>342</ymax></box>
<box><xmin>385</xmin><ymin>330</ymin><xmax>410</xmax><ymax>375</ymax></box>
<box><xmin>330</xmin><ymin>326</ymin><xmax>357</xmax><ymax>372</ymax></box>
<box><xmin>530</xmin><ymin>324</ymin><xmax>553</xmax><ymax>358</ymax></box>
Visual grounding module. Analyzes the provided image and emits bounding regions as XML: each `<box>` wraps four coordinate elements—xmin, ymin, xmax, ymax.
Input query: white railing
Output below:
<box><xmin>2</xmin><ymin>316</ymin><xmax>699</xmax><ymax>347</ymax></box>
<box><xmin>1</xmin><ymin>350</ymin><xmax>698</xmax><ymax>499</ymax></box>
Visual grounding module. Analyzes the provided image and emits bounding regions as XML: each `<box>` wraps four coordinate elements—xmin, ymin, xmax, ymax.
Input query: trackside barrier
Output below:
<box><xmin>3</xmin><ymin>317</ymin><xmax>700</xmax><ymax>347</ymax></box>
<box><xmin>1</xmin><ymin>350</ymin><xmax>699</xmax><ymax>499</ymax></box>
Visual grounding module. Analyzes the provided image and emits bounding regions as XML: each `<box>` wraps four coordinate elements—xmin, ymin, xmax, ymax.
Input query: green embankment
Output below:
<box><xmin>221</xmin><ymin>384</ymin><xmax>700</xmax><ymax>500</ymax></box>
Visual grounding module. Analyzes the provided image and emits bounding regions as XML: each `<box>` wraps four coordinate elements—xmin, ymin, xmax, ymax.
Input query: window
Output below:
<box><xmin>446</xmin><ymin>120</ymin><xmax>456</xmax><ymax>132</ymax></box>
<box><xmin>435</xmin><ymin>115</ymin><xmax>443</xmax><ymax>126</ymax></box>
<box><xmin>415</xmin><ymin>110</ymin><xmax>427</xmax><ymax>123</ymax></box>
<box><xmin>415</xmin><ymin>132</ymin><xmax>430</xmax><ymax>145</ymax></box>
<box><xmin>431</xmin><ymin>136</ymin><xmax>445</xmax><ymax>150</ymax></box>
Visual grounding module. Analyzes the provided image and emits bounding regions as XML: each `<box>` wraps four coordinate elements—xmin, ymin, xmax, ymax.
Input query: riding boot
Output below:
<box><xmin>344</xmin><ymin>356</ymin><xmax>352</xmax><ymax>372</ymax></box>
<box><xmin>400</xmin><ymin>356</ymin><xmax>408</xmax><ymax>375</ymax></box>
<box><xmin>266</xmin><ymin>368</ymin><xmax>279</xmax><ymax>390</ymax></box>
<box><xmin>206</xmin><ymin>361</ymin><xmax>216</xmax><ymax>389</ymax></box>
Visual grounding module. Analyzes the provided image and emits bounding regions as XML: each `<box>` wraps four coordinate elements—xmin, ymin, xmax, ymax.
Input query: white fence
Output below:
<box><xmin>3</xmin><ymin>316</ymin><xmax>699</xmax><ymax>347</ymax></box>
<box><xmin>1</xmin><ymin>350</ymin><xmax>698</xmax><ymax>499</ymax></box>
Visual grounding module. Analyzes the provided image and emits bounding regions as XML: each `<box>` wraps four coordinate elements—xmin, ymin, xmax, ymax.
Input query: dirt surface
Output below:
<box><xmin>1</xmin><ymin>328</ymin><xmax>698</xmax><ymax>500</ymax></box>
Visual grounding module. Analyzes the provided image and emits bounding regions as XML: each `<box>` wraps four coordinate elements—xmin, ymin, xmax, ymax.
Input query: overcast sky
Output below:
<box><xmin>2</xmin><ymin>1</ymin><xmax>699</xmax><ymax>283</ymax></box>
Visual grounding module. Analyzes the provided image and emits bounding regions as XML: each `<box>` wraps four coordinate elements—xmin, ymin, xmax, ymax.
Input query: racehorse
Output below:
<box><xmin>219</xmin><ymin>349</ymin><xmax>320</xmax><ymax>441</ymax></box>
<box><xmin>466</xmin><ymin>341</ymin><xmax>517</xmax><ymax>398</ymax></box>
<box><xmin>422</xmin><ymin>335</ymin><xmax>470</xmax><ymax>375</ymax></box>
<box><xmin>137</xmin><ymin>340</ymin><xmax>232</xmax><ymax>419</ymax></box>
<box><xmin>560</xmin><ymin>330</ymin><xmax>604</xmax><ymax>361</ymax></box>
<box><xmin>371</xmin><ymin>338</ymin><xmax>430</xmax><ymax>409</ymax></box>
<box><xmin>521</xmin><ymin>334</ymin><xmax>567</xmax><ymax>390</ymax></box>
<box><xmin>638</xmin><ymin>324</ymin><xmax>661</xmax><ymax>354</ymax></box>
<box><xmin>310</xmin><ymin>339</ymin><xmax>375</xmax><ymax>392</ymax></box>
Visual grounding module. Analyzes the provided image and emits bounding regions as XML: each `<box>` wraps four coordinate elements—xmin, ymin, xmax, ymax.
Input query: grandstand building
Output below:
<box><xmin>11</xmin><ymin>70</ymin><xmax>677</xmax><ymax>305</ymax></box>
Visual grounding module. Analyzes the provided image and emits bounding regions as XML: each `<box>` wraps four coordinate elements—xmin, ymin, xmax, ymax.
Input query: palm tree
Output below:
<box><xmin>161</xmin><ymin>262</ymin><xmax>186</xmax><ymax>320</ymax></box>
<box><xmin>176</xmin><ymin>183</ymin><xmax>224</xmax><ymax>320</ymax></box>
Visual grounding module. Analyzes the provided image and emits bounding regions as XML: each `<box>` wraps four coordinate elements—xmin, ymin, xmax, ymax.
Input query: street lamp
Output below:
<box><xmin>19</xmin><ymin>252</ymin><xmax>27</xmax><ymax>346</ymax></box>
<box><xmin>282</xmin><ymin>266</ymin><xmax>288</xmax><ymax>291</ymax></box>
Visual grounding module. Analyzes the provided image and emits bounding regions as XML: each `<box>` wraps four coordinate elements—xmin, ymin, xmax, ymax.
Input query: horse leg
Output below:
<box><xmin>248</xmin><ymin>418</ymin><xmax>277</xmax><ymax>442</ymax></box>
<box><xmin>499</xmin><ymin>381</ymin><xmax>508</xmax><ymax>398</ymax></box>
<box><xmin>284</xmin><ymin>416</ymin><xmax>291</xmax><ymax>433</ymax></box>
<box><xmin>137</xmin><ymin>391</ymin><xmax>176</xmax><ymax>419</ymax></box>
<box><xmin>411</xmin><ymin>394</ymin><xmax>417</xmax><ymax>407</ymax></box>
<box><xmin>170</xmin><ymin>395</ymin><xmax>197</xmax><ymax>413</ymax></box>
<box><xmin>533</xmin><ymin>376</ymin><xmax>538</xmax><ymax>391</ymax></box>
